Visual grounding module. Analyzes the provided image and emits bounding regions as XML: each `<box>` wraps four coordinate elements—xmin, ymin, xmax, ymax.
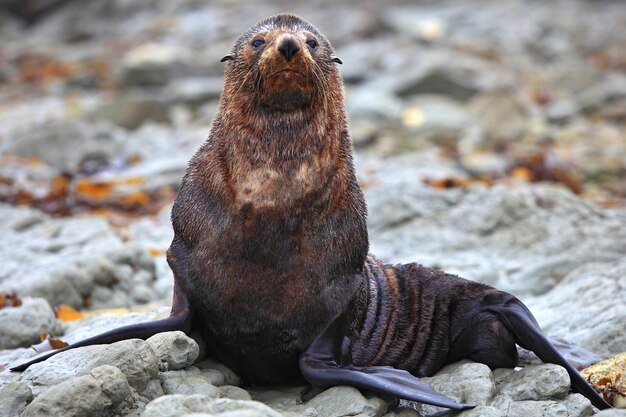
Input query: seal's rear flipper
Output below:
<box><xmin>299</xmin><ymin>316</ymin><xmax>475</xmax><ymax>410</ymax></box>
<box><xmin>486</xmin><ymin>295</ymin><xmax>612</xmax><ymax>410</ymax></box>
<box><xmin>11</xmin><ymin>282</ymin><xmax>192</xmax><ymax>372</ymax></box>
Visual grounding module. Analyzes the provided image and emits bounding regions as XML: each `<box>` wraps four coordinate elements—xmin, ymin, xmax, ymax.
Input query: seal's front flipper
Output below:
<box><xmin>11</xmin><ymin>281</ymin><xmax>192</xmax><ymax>372</ymax></box>
<box><xmin>299</xmin><ymin>316</ymin><xmax>475</xmax><ymax>410</ymax></box>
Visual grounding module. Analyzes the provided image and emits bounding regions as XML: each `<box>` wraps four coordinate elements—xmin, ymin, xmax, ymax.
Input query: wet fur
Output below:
<box><xmin>167</xmin><ymin>13</ymin><xmax>368</xmax><ymax>383</ymax></box>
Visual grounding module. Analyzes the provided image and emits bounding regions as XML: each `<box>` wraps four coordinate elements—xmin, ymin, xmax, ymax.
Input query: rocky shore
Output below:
<box><xmin>1</xmin><ymin>0</ymin><xmax>625</xmax><ymax>416</ymax></box>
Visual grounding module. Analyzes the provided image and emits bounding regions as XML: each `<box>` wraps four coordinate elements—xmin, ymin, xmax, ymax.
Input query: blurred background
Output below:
<box><xmin>0</xmin><ymin>0</ymin><xmax>625</xmax><ymax>314</ymax></box>
<box><xmin>1</xmin><ymin>0</ymin><xmax>625</xmax><ymax>216</ymax></box>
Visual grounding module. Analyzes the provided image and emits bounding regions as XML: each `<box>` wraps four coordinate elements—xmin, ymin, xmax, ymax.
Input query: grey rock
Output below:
<box><xmin>20</xmin><ymin>339</ymin><xmax>161</xmax><ymax>398</ymax></box>
<box><xmin>401</xmin><ymin>95</ymin><xmax>472</xmax><ymax>146</ymax></box>
<box><xmin>576</xmin><ymin>73</ymin><xmax>626</xmax><ymax>114</ymax></box>
<box><xmin>456</xmin><ymin>406</ymin><xmax>504</xmax><ymax>417</ymax></box>
<box><xmin>493</xmin><ymin>364</ymin><xmax>570</xmax><ymax>401</ymax></box>
<box><xmin>560</xmin><ymin>394</ymin><xmax>593</xmax><ymax>417</ymax></box>
<box><xmin>166</xmin><ymin>77</ymin><xmax>223</xmax><ymax>107</ymax></box>
<box><xmin>0</xmin><ymin>204</ymin><xmax>162</xmax><ymax>310</ymax></box>
<box><xmin>304</xmin><ymin>386</ymin><xmax>389</xmax><ymax>417</ymax></box>
<box><xmin>365</xmin><ymin>175</ymin><xmax>626</xmax><ymax>300</ymax></box>
<box><xmin>0</xmin><ymin>297</ymin><xmax>59</xmax><ymax>349</ymax></box>
<box><xmin>0</xmin><ymin>381</ymin><xmax>33</xmax><ymax>417</ymax></box>
<box><xmin>0</xmin><ymin>120</ymin><xmax>123</xmax><ymax>170</ymax></box>
<box><xmin>249</xmin><ymin>386</ymin><xmax>305</xmax><ymax>413</ymax></box>
<box><xmin>21</xmin><ymin>365</ymin><xmax>135</xmax><ymax>417</ymax></box>
<box><xmin>381</xmin><ymin>408</ymin><xmax>422</xmax><ymax>417</ymax></box>
<box><xmin>120</xmin><ymin>43</ymin><xmax>193</xmax><ymax>88</ymax></box>
<box><xmin>493</xmin><ymin>397</ymin><xmax>568</xmax><ymax>417</ymax></box>
<box><xmin>90</xmin><ymin>95</ymin><xmax>170</xmax><ymax>130</ymax></box>
<box><xmin>346</xmin><ymin>84</ymin><xmax>403</xmax><ymax>122</ymax></box>
<box><xmin>350</xmin><ymin>119</ymin><xmax>381</xmax><ymax>148</ymax></box>
<box><xmin>146</xmin><ymin>331</ymin><xmax>199</xmax><ymax>372</ymax></box>
<box><xmin>200</xmin><ymin>368</ymin><xmax>226</xmax><ymax>387</ymax></box>
<box><xmin>196</xmin><ymin>358</ymin><xmax>240</xmax><ymax>386</ymax></box>
<box><xmin>412</xmin><ymin>361</ymin><xmax>494</xmax><ymax>416</ymax></box>
<box><xmin>467</xmin><ymin>91</ymin><xmax>528</xmax><ymax>145</ymax></box>
<box><xmin>159</xmin><ymin>369</ymin><xmax>221</xmax><ymax>397</ymax></box>
<box><xmin>220</xmin><ymin>385</ymin><xmax>252</xmax><ymax>401</ymax></box>
<box><xmin>141</xmin><ymin>395</ymin><xmax>283</xmax><ymax>417</ymax></box>
<box><xmin>526</xmin><ymin>258</ymin><xmax>626</xmax><ymax>358</ymax></box>
<box><xmin>393</xmin><ymin>63</ymin><xmax>480</xmax><ymax>102</ymax></box>
<box><xmin>546</xmin><ymin>99</ymin><xmax>580</xmax><ymax>123</ymax></box>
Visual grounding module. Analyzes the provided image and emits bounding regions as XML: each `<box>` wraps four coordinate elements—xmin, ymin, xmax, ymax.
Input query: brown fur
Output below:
<box><xmin>167</xmin><ymin>13</ymin><xmax>368</xmax><ymax>383</ymax></box>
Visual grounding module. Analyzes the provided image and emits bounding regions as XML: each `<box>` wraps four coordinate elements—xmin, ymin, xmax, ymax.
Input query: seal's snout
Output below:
<box><xmin>277</xmin><ymin>36</ymin><xmax>300</xmax><ymax>61</ymax></box>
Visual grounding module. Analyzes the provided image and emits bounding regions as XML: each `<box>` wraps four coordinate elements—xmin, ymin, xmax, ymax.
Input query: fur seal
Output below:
<box><xmin>12</xmin><ymin>13</ymin><xmax>611</xmax><ymax>411</ymax></box>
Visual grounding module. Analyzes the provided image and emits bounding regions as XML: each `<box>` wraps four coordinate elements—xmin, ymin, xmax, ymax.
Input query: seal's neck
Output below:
<box><xmin>219</xmin><ymin>98</ymin><xmax>345</xmax><ymax>166</ymax></box>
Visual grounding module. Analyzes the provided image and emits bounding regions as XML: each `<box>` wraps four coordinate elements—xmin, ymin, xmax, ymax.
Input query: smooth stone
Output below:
<box><xmin>20</xmin><ymin>339</ymin><xmax>161</xmax><ymax>398</ymax></box>
<box><xmin>527</xmin><ymin>258</ymin><xmax>626</xmax><ymax>358</ymax></box>
<box><xmin>493</xmin><ymin>364</ymin><xmax>570</xmax><ymax>401</ymax></box>
<box><xmin>159</xmin><ymin>369</ymin><xmax>220</xmax><ymax>397</ymax></box>
<box><xmin>0</xmin><ymin>297</ymin><xmax>59</xmax><ymax>349</ymax></box>
<box><xmin>219</xmin><ymin>385</ymin><xmax>252</xmax><ymax>401</ymax></box>
<box><xmin>141</xmin><ymin>395</ymin><xmax>283</xmax><ymax>417</ymax></box>
<box><xmin>146</xmin><ymin>331</ymin><xmax>199</xmax><ymax>372</ymax></box>
<box><xmin>0</xmin><ymin>381</ymin><xmax>33</xmax><ymax>416</ymax></box>
<box><xmin>304</xmin><ymin>386</ymin><xmax>389</xmax><ymax>417</ymax></box>
<box><xmin>0</xmin><ymin>120</ymin><xmax>122</xmax><ymax>170</ymax></box>
<box><xmin>413</xmin><ymin>361</ymin><xmax>494</xmax><ymax>417</ymax></box>
<box><xmin>493</xmin><ymin>397</ymin><xmax>568</xmax><ymax>417</ymax></box>
<box><xmin>195</xmin><ymin>358</ymin><xmax>240</xmax><ymax>386</ymax></box>
<box><xmin>90</xmin><ymin>95</ymin><xmax>170</xmax><ymax>130</ymax></box>
<box><xmin>20</xmin><ymin>365</ymin><xmax>135</xmax><ymax>417</ymax></box>
<box><xmin>560</xmin><ymin>394</ymin><xmax>593</xmax><ymax>417</ymax></box>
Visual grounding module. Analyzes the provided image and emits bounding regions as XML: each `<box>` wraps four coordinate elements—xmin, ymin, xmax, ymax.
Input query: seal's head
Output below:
<box><xmin>221</xmin><ymin>13</ymin><xmax>342</xmax><ymax>113</ymax></box>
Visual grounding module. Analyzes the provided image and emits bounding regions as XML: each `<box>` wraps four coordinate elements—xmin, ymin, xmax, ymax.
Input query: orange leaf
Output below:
<box><xmin>119</xmin><ymin>191</ymin><xmax>151</xmax><ymax>207</ymax></box>
<box><xmin>55</xmin><ymin>304</ymin><xmax>84</xmax><ymax>322</ymax></box>
<box><xmin>75</xmin><ymin>179</ymin><xmax>114</xmax><ymax>199</ymax></box>
<box><xmin>49</xmin><ymin>337</ymin><xmax>70</xmax><ymax>350</ymax></box>
<box><xmin>33</xmin><ymin>334</ymin><xmax>70</xmax><ymax>353</ymax></box>
<box><xmin>511</xmin><ymin>167</ymin><xmax>534</xmax><ymax>182</ymax></box>
<box><xmin>148</xmin><ymin>248</ymin><xmax>166</xmax><ymax>257</ymax></box>
<box><xmin>122</xmin><ymin>176</ymin><xmax>146</xmax><ymax>186</ymax></box>
<box><xmin>1</xmin><ymin>292</ymin><xmax>22</xmax><ymax>308</ymax></box>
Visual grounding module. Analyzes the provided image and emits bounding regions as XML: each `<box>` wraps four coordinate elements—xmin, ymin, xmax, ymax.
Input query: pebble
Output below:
<box><xmin>20</xmin><ymin>339</ymin><xmax>161</xmax><ymax>398</ymax></box>
<box><xmin>0</xmin><ymin>297</ymin><xmax>59</xmax><ymax>350</ymax></box>
<box><xmin>0</xmin><ymin>381</ymin><xmax>33</xmax><ymax>417</ymax></box>
<box><xmin>146</xmin><ymin>331</ymin><xmax>199</xmax><ymax>372</ymax></box>
<box><xmin>141</xmin><ymin>395</ymin><xmax>283</xmax><ymax>417</ymax></box>
<box><xmin>159</xmin><ymin>369</ymin><xmax>221</xmax><ymax>397</ymax></box>
<box><xmin>20</xmin><ymin>365</ymin><xmax>135</xmax><ymax>417</ymax></box>
<box><xmin>493</xmin><ymin>364</ymin><xmax>570</xmax><ymax>401</ymax></box>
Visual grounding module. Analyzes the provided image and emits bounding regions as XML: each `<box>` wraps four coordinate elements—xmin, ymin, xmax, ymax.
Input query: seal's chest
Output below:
<box><xmin>232</xmin><ymin>159</ymin><xmax>331</xmax><ymax>209</ymax></box>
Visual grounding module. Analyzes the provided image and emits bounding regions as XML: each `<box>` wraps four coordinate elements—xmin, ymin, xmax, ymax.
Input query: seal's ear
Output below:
<box><xmin>220</xmin><ymin>55</ymin><xmax>234</xmax><ymax>63</ymax></box>
<box><xmin>332</xmin><ymin>57</ymin><xmax>343</xmax><ymax>64</ymax></box>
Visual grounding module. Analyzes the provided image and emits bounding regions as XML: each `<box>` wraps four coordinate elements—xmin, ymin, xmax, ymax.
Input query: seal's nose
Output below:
<box><xmin>277</xmin><ymin>36</ymin><xmax>300</xmax><ymax>61</ymax></box>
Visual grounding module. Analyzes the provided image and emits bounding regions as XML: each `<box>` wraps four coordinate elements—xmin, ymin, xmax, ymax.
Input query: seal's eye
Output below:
<box><xmin>306</xmin><ymin>39</ymin><xmax>318</xmax><ymax>50</ymax></box>
<box><xmin>251</xmin><ymin>39</ymin><xmax>265</xmax><ymax>49</ymax></box>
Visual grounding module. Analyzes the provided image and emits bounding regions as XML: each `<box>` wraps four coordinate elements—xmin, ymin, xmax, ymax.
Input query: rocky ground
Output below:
<box><xmin>0</xmin><ymin>0</ymin><xmax>625</xmax><ymax>416</ymax></box>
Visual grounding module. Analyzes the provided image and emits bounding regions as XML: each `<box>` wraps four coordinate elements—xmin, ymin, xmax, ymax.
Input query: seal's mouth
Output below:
<box><xmin>267</xmin><ymin>69</ymin><xmax>306</xmax><ymax>78</ymax></box>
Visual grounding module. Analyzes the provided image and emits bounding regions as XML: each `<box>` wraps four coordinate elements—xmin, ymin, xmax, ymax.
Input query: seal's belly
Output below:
<box><xmin>185</xmin><ymin>255</ymin><xmax>341</xmax><ymax>384</ymax></box>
